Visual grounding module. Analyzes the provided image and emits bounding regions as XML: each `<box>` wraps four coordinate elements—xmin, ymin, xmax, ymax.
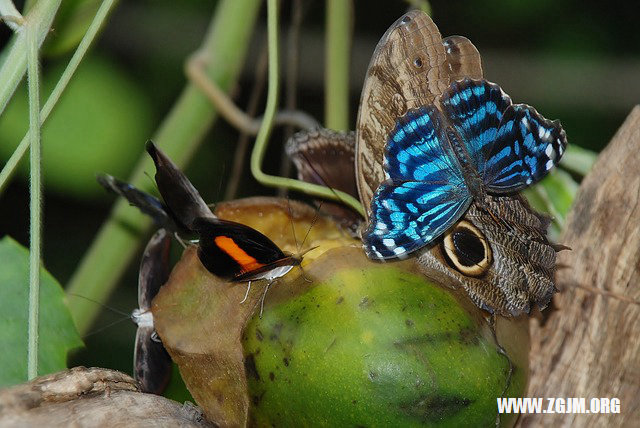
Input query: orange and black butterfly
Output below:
<box><xmin>100</xmin><ymin>142</ymin><xmax>302</xmax><ymax>285</ymax></box>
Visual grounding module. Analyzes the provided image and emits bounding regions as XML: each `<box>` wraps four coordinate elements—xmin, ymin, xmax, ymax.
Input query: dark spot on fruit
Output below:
<box><xmin>269</xmin><ymin>372</ymin><xmax>275</xmax><ymax>381</ymax></box>
<box><xmin>336</xmin><ymin>296</ymin><xmax>344</xmax><ymax>304</ymax></box>
<box><xmin>252</xmin><ymin>391</ymin><xmax>265</xmax><ymax>406</ymax></box>
<box><xmin>399</xmin><ymin>394</ymin><xmax>473</xmax><ymax>423</ymax></box>
<box><xmin>458</xmin><ymin>327</ymin><xmax>479</xmax><ymax>346</ymax></box>
<box><xmin>283</xmin><ymin>357</ymin><xmax>290</xmax><ymax>367</ymax></box>
<box><xmin>359</xmin><ymin>297</ymin><xmax>371</xmax><ymax>309</ymax></box>
<box><xmin>368</xmin><ymin>371</ymin><xmax>378</xmax><ymax>381</ymax></box>
<box><xmin>394</xmin><ymin>331</ymin><xmax>463</xmax><ymax>349</ymax></box>
<box><xmin>352</xmin><ymin>400</ymin><xmax>357</xmax><ymax>405</ymax></box>
<box><xmin>405</xmin><ymin>319</ymin><xmax>414</xmax><ymax>327</ymax></box>
<box><xmin>244</xmin><ymin>354</ymin><xmax>260</xmax><ymax>380</ymax></box>
<box><xmin>256</xmin><ymin>329</ymin><xmax>264</xmax><ymax>341</ymax></box>
<box><xmin>270</xmin><ymin>323</ymin><xmax>283</xmax><ymax>341</ymax></box>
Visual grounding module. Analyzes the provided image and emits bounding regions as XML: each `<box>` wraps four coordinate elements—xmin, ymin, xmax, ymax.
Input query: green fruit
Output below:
<box><xmin>243</xmin><ymin>249</ymin><xmax>525</xmax><ymax>427</ymax></box>
<box><xmin>0</xmin><ymin>56</ymin><xmax>153</xmax><ymax>199</ymax></box>
<box><xmin>152</xmin><ymin>198</ymin><xmax>527</xmax><ymax>427</ymax></box>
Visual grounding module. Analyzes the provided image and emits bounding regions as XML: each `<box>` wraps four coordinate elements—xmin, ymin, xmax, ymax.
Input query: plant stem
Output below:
<box><xmin>0</xmin><ymin>0</ymin><xmax>60</xmax><ymax>117</ymax></box>
<box><xmin>26</xmin><ymin>16</ymin><xmax>40</xmax><ymax>381</ymax></box>
<box><xmin>324</xmin><ymin>0</ymin><xmax>351</xmax><ymax>131</ymax></box>
<box><xmin>249</xmin><ymin>0</ymin><xmax>364</xmax><ymax>216</ymax></box>
<box><xmin>66</xmin><ymin>0</ymin><xmax>262</xmax><ymax>335</ymax></box>
<box><xmin>0</xmin><ymin>0</ymin><xmax>23</xmax><ymax>31</ymax></box>
<box><xmin>0</xmin><ymin>0</ymin><xmax>117</xmax><ymax>196</ymax></box>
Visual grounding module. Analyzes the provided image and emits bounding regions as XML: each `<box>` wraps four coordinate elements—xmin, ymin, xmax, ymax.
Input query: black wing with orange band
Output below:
<box><xmin>194</xmin><ymin>217</ymin><xmax>288</xmax><ymax>281</ymax></box>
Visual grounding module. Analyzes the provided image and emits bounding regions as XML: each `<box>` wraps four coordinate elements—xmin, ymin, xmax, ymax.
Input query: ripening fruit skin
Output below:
<box><xmin>152</xmin><ymin>198</ymin><xmax>527</xmax><ymax>427</ymax></box>
<box><xmin>243</xmin><ymin>246</ymin><xmax>526</xmax><ymax>428</ymax></box>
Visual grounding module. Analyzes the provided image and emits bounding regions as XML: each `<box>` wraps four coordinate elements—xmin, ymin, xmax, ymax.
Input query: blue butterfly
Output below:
<box><xmin>362</xmin><ymin>78</ymin><xmax>567</xmax><ymax>259</ymax></box>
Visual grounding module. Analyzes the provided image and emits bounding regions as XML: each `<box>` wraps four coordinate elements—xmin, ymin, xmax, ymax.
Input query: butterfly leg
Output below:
<box><xmin>298</xmin><ymin>265</ymin><xmax>313</xmax><ymax>283</ymax></box>
<box><xmin>173</xmin><ymin>232</ymin><xmax>189</xmax><ymax>249</ymax></box>
<box><xmin>259</xmin><ymin>281</ymin><xmax>274</xmax><ymax>318</ymax></box>
<box><xmin>240</xmin><ymin>281</ymin><xmax>252</xmax><ymax>304</ymax></box>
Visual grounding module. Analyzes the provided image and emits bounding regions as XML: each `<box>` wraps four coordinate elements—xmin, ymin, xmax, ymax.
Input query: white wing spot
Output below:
<box><xmin>382</xmin><ymin>238</ymin><xmax>396</xmax><ymax>249</ymax></box>
<box><xmin>371</xmin><ymin>246</ymin><xmax>383</xmax><ymax>258</ymax></box>
<box><xmin>393</xmin><ymin>246</ymin><xmax>406</xmax><ymax>256</ymax></box>
<box><xmin>545</xmin><ymin>144</ymin><xmax>556</xmax><ymax>160</ymax></box>
<box><xmin>545</xmin><ymin>159</ymin><xmax>554</xmax><ymax>170</ymax></box>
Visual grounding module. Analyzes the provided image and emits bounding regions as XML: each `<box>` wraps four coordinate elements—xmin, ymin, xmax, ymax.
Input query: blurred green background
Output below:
<box><xmin>0</xmin><ymin>0</ymin><xmax>638</xmax><ymax>397</ymax></box>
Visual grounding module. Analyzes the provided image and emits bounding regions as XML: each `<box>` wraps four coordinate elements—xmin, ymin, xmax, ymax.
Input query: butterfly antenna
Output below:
<box><xmin>143</xmin><ymin>171</ymin><xmax>158</xmax><ymax>191</ymax></box>
<box><xmin>299</xmin><ymin>200</ymin><xmax>323</xmax><ymax>252</ymax></box>
<box><xmin>82</xmin><ymin>317</ymin><xmax>132</xmax><ymax>339</ymax></box>
<box><xmin>67</xmin><ymin>293</ymin><xmax>131</xmax><ymax>318</ymax></box>
<box><xmin>299</xmin><ymin>151</ymin><xmax>351</xmax><ymax>210</ymax></box>
<box><xmin>286</xmin><ymin>196</ymin><xmax>301</xmax><ymax>254</ymax></box>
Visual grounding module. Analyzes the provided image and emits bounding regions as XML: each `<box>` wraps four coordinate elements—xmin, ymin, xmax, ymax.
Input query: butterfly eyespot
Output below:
<box><xmin>440</xmin><ymin>220</ymin><xmax>492</xmax><ymax>277</ymax></box>
<box><xmin>413</xmin><ymin>57</ymin><xmax>423</xmax><ymax>68</ymax></box>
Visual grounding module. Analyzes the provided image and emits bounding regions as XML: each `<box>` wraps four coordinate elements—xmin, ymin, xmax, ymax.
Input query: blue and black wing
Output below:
<box><xmin>440</xmin><ymin>78</ymin><xmax>513</xmax><ymax>176</ymax></box>
<box><xmin>363</xmin><ymin>106</ymin><xmax>471</xmax><ymax>259</ymax></box>
<box><xmin>440</xmin><ymin>78</ymin><xmax>567</xmax><ymax>193</ymax></box>
<box><xmin>482</xmin><ymin>104</ymin><xmax>567</xmax><ymax>192</ymax></box>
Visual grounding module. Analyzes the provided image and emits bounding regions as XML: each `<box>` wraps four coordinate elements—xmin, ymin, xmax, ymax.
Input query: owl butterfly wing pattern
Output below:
<box><xmin>285</xmin><ymin>128</ymin><xmax>362</xmax><ymax>234</ymax></box>
<box><xmin>356</xmin><ymin>10</ymin><xmax>482</xmax><ymax>212</ymax></box>
<box><xmin>357</xmin><ymin>10</ymin><xmax>563</xmax><ymax>316</ymax></box>
<box><xmin>417</xmin><ymin>195</ymin><xmax>557</xmax><ymax>316</ymax></box>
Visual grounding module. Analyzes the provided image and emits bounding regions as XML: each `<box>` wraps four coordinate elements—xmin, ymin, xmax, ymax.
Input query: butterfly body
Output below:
<box><xmin>133</xmin><ymin>228</ymin><xmax>173</xmax><ymax>395</ymax></box>
<box><xmin>143</xmin><ymin>142</ymin><xmax>302</xmax><ymax>285</ymax></box>
<box><xmin>363</xmin><ymin>78</ymin><xmax>567</xmax><ymax>260</ymax></box>
<box><xmin>350</xmin><ymin>10</ymin><xmax>565</xmax><ymax>315</ymax></box>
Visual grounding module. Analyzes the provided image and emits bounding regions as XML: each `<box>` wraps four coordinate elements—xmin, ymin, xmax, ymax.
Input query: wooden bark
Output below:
<box><xmin>518</xmin><ymin>106</ymin><xmax>640</xmax><ymax>426</ymax></box>
<box><xmin>0</xmin><ymin>367</ymin><xmax>212</xmax><ymax>427</ymax></box>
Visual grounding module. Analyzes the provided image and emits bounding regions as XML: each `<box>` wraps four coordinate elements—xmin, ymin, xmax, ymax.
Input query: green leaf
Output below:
<box><xmin>523</xmin><ymin>144</ymin><xmax>596</xmax><ymax>239</ymax></box>
<box><xmin>0</xmin><ymin>236</ymin><xmax>83</xmax><ymax>387</ymax></box>
<box><xmin>560</xmin><ymin>144</ymin><xmax>597</xmax><ymax>177</ymax></box>
<box><xmin>524</xmin><ymin>168</ymin><xmax>579</xmax><ymax>240</ymax></box>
